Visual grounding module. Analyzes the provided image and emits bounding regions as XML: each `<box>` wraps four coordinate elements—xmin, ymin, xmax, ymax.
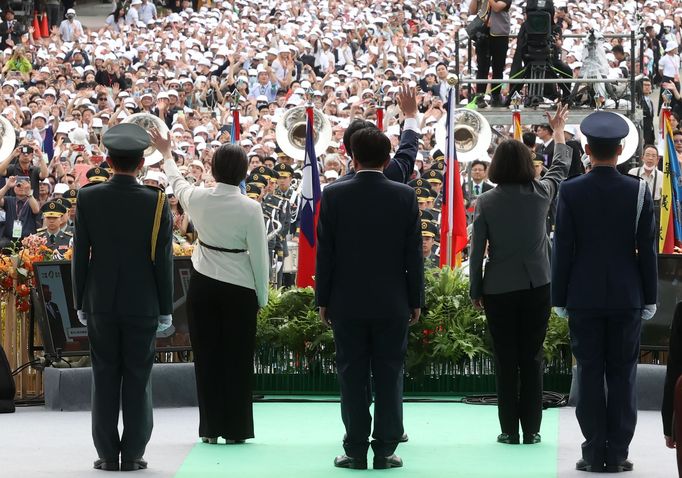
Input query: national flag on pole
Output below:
<box><xmin>439</xmin><ymin>88</ymin><xmax>469</xmax><ymax>269</ymax></box>
<box><xmin>43</xmin><ymin>124</ymin><xmax>54</xmax><ymax>162</ymax></box>
<box><xmin>296</xmin><ymin>106</ymin><xmax>322</xmax><ymax>287</ymax></box>
<box><xmin>659</xmin><ymin>108</ymin><xmax>682</xmax><ymax>253</ymax></box>
<box><xmin>512</xmin><ymin>110</ymin><xmax>522</xmax><ymax>141</ymax></box>
<box><xmin>230</xmin><ymin>109</ymin><xmax>240</xmax><ymax>143</ymax></box>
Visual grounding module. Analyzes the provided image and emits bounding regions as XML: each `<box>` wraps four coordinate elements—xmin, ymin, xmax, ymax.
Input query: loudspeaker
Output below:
<box><xmin>0</xmin><ymin>344</ymin><xmax>15</xmax><ymax>413</ymax></box>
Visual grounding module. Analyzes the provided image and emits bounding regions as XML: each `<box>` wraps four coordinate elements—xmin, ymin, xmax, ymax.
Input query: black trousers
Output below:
<box><xmin>88</xmin><ymin>313</ymin><xmax>157</xmax><ymax>462</ymax></box>
<box><xmin>187</xmin><ymin>270</ymin><xmax>258</xmax><ymax>440</ymax></box>
<box><xmin>475</xmin><ymin>33</ymin><xmax>510</xmax><ymax>98</ymax></box>
<box><xmin>569</xmin><ymin>309</ymin><xmax>640</xmax><ymax>467</ymax></box>
<box><xmin>483</xmin><ymin>284</ymin><xmax>550</xmax><ymax>437</ymax></box>
<box><xmin>332</xmin><ymin>318</ymin><xmax>408</xmax><ymax>458</ymax></box>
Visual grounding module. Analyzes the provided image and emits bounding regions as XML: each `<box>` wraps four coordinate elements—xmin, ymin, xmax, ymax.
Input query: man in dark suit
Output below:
<box><xmin>0</xmin><ymin>10</ymin><xmax>24</xmax><ymax>50</ymax></box>
<box><xmin>339</xmin><ymin>85</ymin><xmax>419</xmax><ymax>184</ymax></box>
<box><xmin>72</xmin><ymin>124</ymin><xmax>173</xmax><ymax>472</ymax></box>
<box><xmin>316</xmin><ymin>127</ymin><xmax>424</xmax><ymax>470</ymax></box>
<box><xmin>463</xmin><ymin>159</ymin><xmax>494</xmax><ymax>211</ymax></box>
<box><xmin>551</xmin><ymin>112</ymin><xmax>658</xmax><ymax>473</ymax></box>
<box><xmin>641</xmin><ymin>77</ymin><xmax>656</xmax><ymax>147</ymax></box>
<box><xmin>535</xmin><ymin>123</ymin><xmax>555</xmax><ymax>167</ymax></box>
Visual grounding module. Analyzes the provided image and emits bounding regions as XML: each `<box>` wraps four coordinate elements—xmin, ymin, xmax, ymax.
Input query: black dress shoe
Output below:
<box><xmin>576</xmin><ymin>458</ymin><xmax>605</xmax><ymax>472</ymax></box>
<box><xmin>225</xmin><ymin>439</ymin><xmax>246</xmax><ymax>444</ymax></box>
<box><xmin>201</xmin><ymin>437</ymin><xmax>218</xmax><ymax>444</ymax></box>
<box><xmin>373</xmin><ymin>454</ymin><xmax>403</xmax><ymax>469</ymax></box>
<box><xmin>93</xmin><ymin>459</ymin><xmax>119</xmax><ymax>471</ymax></box>
<box><xmin>399</xmin><ymin>433</ymin><xmax>409</xmax><ymax>443</ymax></box>
<box><xmin>120</xmin><ymin>459</ymin><xmax>148</xmax><ymax>472</ymax></box>
<box><xmin>497</xmin><ymin>433</ymin><xmax>520</xmax><ymax>444</ymax></box>
<box><xmin>523</xmin><ymin>433</ymin><xmax>541</xmax><ymax>444</ymax></box>
<box><xmin>605</xmin><ymin>460</ymin><xmax>633</xmax><ymax>472</ymax></box>
<box><xmin>333</xmin><ymin>454</ymin><xmax>367</xmax><ymax>470</ymax></box>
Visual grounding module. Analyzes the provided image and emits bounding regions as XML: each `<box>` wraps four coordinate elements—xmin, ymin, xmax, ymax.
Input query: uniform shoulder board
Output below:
<box><xmin>36</xmin><ymin>227</ymin><xmax>46</xmax><ymax>233</ymax></box>
<box><xmin>144</xmin><ymin>184</ymin><xmax>165</xmax><ymax>192</ymax></box>
<box><xmin>63</xmin><ymin>231</ymin><xmax>73</xmax><ymax>237</ymax></box>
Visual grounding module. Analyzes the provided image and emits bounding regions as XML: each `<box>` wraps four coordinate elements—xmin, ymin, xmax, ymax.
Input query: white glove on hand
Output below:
<box><xmin>553</xmin><ymin>307</ymin><xmax>569</xmax><ymax>319</ymax></box>
<box><xmin>157</xmin><ymin>314</ymin><xmax>173</xmax><ymax>332</ymax></box>
<box><xmin>77</xmin><ymin>310</ymin><xmax>87</xmax><ymax>326</ymax></box>
<box><xmin>642</xmin><ymin>304</ymin><xmax>657</xmax><ymax>321</ymax></box>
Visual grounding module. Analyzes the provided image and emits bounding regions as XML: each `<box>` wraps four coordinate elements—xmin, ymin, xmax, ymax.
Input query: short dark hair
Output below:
<box><xmin>587</xmin><ymin>141</ymin><xmax>621</xmax><ymax>161</ymax></box>
<box><xmin>108</xmin><ymin>153</ymin><xmax>143</xmax><ymax>173</ymax></box>
<box><xmin>674</xmin><ymin>129</ymin><xmax>682</xmax><ymax>137</ymax></box>
<box><xmin>212</xmin><ymin>144</ymin><xmax>248</xmax><ymax>186</ymax></box>
<box><xmin>343</xmin><ymin>119</ymin><xmax>375</xmax><ymax>157</ymax></box>
<box><xmin>488</xmin><ymin>140</ymin><xmax>535</xmax><ymax>184</ymax></box>
<box><xmin>612</xmin><ymin>45</ymin><xmax>625</xmax><ymax>55</ymax></box>
<box><xmin>470</xmin><ymin>159</ymin><xmax>488</xmax><ymax>171</ymax></box>
<box><xmin>350</xmin><ymin>128</ymin><xmax>391</xmax><ymax>169</ymax></box>
<box><xmin>522</xmin><ymin>131</ymin><xmax>537</xmax><ymax>148</ymax></box>
<box><xmin>642</xmin><ymin>144</ymin><xmax>658</xmax><ymax>155</ymax></box>
<box><xmin>436</xmin><ymin>61</ymin><xmax>447</xmax><ymax>70</ymax></box>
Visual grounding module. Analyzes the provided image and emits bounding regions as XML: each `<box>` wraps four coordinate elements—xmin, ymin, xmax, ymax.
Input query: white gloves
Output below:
<box><xmin>642</xmin><ymin>304</ymin><xmax>657</xmax><ymax>321</ymax></box>
<box><xmin>553</xmin><ymin>307</ymin><xmax>568</xmax><ymax>319</ymax></box>
<box><xmin>77</xmin><ymin>310</ymin><xmax>87</xmax><ymax>326</ymax></box>
<box><xmin>157</xmin><ymin>314</ymin><xmax>173</xmax><ymax>332</ymax></box>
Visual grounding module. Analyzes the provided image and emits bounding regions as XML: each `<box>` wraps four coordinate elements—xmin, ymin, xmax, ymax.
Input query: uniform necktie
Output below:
<box><xmin>475</xmin><ymin>185</ymin><xmax>480</xmax><ymax>195</ymax></box>
<box><xmin>49</xmin><ymin>234</ymin><xmax>55</xmax><ymax>243</ymax></box>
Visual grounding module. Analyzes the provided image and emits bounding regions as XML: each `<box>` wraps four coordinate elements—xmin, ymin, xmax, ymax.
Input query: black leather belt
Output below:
<box><xmin>198</xmin><ymin>240</ymin><xmax>246</xmax><ymax>253</ymax></box>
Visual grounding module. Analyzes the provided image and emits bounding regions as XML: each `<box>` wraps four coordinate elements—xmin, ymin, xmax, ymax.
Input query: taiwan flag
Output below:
<box><xmin>296</xmin><ymin>107</ymin><xmax>321</xmax><ymax>288</ymax></box>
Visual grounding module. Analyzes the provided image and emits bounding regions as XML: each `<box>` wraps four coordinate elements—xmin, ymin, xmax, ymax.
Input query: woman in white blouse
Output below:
<box><xmin>151</xmin><ymin>130</ymin><xmax>269</xmax><ymax>445</ymax></box>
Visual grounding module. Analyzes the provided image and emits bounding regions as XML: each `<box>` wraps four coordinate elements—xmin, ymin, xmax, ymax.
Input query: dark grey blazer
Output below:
<box><xmin>469</xmin><ymin>143</ymin><xmax>572</xmax><ymax>299</ymax></box>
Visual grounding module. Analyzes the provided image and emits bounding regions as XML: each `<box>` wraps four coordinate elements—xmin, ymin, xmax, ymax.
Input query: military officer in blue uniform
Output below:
<box><xmin>551</xmin><ymin>111</ymin><xmax>658</xmax><ymax>473</ymax></box>
<box><xmin>72</xmin><ymin>124</ymin><xmax>173</xmax><ymax>472</ymax></box>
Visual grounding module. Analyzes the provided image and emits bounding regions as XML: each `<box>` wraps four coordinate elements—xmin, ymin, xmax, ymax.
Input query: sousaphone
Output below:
<box><xmin>0</xmin><ymin>115</ymin><xmax>16</xmax><ymax>162</ymax></box>
<box><xmin>434</xmin><ymin>109</ymin><xmax>492</xmax><ymax>162</ymax></box>
<box><xmin>275</xmin><ymin>106</ymin><xmax>332</xmax><ymax>162</ymax></box>
<box><xmin>121</xmin><ymin>113</ymin><xmax>170</xmax><ymax>158</ymax></box>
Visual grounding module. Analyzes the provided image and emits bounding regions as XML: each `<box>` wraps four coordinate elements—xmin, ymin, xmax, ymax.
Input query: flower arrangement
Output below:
<box><xmin>172</xmin><ymin>243</ymin><xmax>194</xmax><ymax>256</ymax></box>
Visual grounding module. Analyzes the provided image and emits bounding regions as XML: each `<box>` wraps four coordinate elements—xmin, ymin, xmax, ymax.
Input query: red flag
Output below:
<box><xmin>231</xmin><ymin>109</ymin><xmax>240</xmax><ymax>143</ymax></box>
<box><xmin>376</xmin><ymin>107</ymin><xmax>384</xmax><ymax>131</ymax></box>
<box><xmin>440</xmin><ymin>88</ymin><xmax>468</xmax><ymax>268</ymax></box>
<box><xmin>296</xmin><ymin>106</ymin><xmax>322</xmax><ymax>288</ymax></box>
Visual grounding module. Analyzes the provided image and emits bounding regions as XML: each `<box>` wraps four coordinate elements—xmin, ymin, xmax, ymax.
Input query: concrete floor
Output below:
<box><xmin>0</xmin><ymin>405</ymin><xmax>676</xmax><ymax>478</ymax></box>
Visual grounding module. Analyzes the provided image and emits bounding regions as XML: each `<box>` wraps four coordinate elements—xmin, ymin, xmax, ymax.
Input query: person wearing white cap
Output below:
<box><xmin>125</xmin><ymin>0</ymin><xmax>142</xmax><ymax>26</ymax></box>
<box><xmin>658</xmin><ymin>41</ymin><xmax>680</xmax><ymax>114</ymax></box>
<box><xmin>59</xmin><ymin>8</ymin><xmax>83</xmax><ymax>42</ymax></box>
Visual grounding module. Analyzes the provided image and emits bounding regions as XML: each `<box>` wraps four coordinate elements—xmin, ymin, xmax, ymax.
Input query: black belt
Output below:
<box><xmin>198</xmin><ymin>240</ymin><xmax>246</xmax><ymax>253</ymax></box>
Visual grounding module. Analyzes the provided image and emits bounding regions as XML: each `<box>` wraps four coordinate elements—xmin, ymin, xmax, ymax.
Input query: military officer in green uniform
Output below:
<box><xmin>86</xmin><ymin>166</ymin><xmax>110</xmax><ymax>184</ymax></box>
<box><xmin>424</xmin><ymin>169</ymin><xmax>444</xmax><ymax>210</ymax></box>
<box><xmin>421</xmin><ymin>219</ymin><xmax>440</xmax><ymax>269</ymax></box>
<box><xmin>36</xmin><ymin>200</ymin><xmax>73</xmax><ymax>253</ymax></box>
<box><xmin>273</xmin><ymin>162</ymin><xmax>296</xmax><ymax>287</ymax></box>
<box><xmin>72</xmin><ymin>123</ymin><xmax>173</xmax><ymax>473</ymax></box>
<box><xmin>63</xmin><ymin>189</ymin><xmax>78</xmax><ymax>229</ymax></box>
<box><xmin>246</xmin><ymin>182</ymin><xmax>279</xmax><ymax>283</ymax></box>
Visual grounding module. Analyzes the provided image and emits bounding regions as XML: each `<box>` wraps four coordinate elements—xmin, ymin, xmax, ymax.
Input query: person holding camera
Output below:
<box><xmin>468</xmin><ymin>0</ymin><xmax>512</xmax><ymax>107</ymax></box>
<box><xmin>0</xmin><ymin>141</ymin><xmax>48</xmax><ymax>199</ymax></box>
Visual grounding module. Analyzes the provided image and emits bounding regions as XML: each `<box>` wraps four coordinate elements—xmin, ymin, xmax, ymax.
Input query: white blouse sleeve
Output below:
<box><xmin>246</xmin><ymin>202</ymin><xmax>269</xmax><ymax>307</ymax></box>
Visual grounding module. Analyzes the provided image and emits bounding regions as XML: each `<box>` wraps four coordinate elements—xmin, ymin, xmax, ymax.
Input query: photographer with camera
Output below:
<box><xmin>0</xmin><ymin>141</ymin><xmax>48</xmax><ymax>200</ymax></box>
<box><xmin>468</xmin><ymin>0</ymin><xmax>512</xmax><ymax>108</ymax></box>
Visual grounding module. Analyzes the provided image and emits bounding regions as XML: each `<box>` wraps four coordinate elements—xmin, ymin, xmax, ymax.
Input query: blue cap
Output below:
<box><xmin>580</xmin><ymin>111</ymin><xmax>629</xmax><ymax>145</ymax></box>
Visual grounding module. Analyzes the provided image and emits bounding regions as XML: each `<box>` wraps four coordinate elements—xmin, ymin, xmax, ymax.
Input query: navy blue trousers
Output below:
<box><xmin>568</xmin><ymin>309</ymin><xmax>641</xmax><ymax>467</ymax></box>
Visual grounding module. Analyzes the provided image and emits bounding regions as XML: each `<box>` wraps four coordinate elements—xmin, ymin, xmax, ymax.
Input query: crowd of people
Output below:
<box><xmin>0</xmin><ymin>0</ymin><xmax>675</xmax><ymax>274</ymax></box>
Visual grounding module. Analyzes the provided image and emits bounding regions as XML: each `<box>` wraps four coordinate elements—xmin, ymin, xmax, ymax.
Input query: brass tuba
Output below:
<box><xmin>434</xmin><ymin>109</ymin><xmax>492</xmax><ymax>163</ymax></box>
<box><xmin>0</xmin><ymin>114</ymin><xmax>16</xmax><ymax>162</ymax></box>
<box><xmin>275</xmin><ymin>106</ymin><xmax>332</xmax><ymax>162</ymax></box>
<box><xmin>121</xmin><ymin>113</ymin><xmax>170</xmax><ymax>157</ymax></box>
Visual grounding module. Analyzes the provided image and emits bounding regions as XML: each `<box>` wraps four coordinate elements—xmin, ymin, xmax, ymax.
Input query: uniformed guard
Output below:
<box><xmin>272</xmin><ymin>162</ymin><xmax>295</xmax><ymax>286</ymax></box>
<box><xmin>408</xmin><ymin>178</ymin><xmax>433</xmax><ymax>190</ymax></box>
<box><xmin>37</xmin><ymin>200</ymin><xmax>72</xmax><ymax>253</ymax></box>
<box><xmin>424</xmin><ymin>169</ymin><xmax>444</xmax><ymax>209</ymax></box>
<box><xmin>63</xmin><ymin>189</ymin><xmax>78</xmax><ymax>229</ymax></box>
<box><xmin>72</xmin><ymin>123</ymin><xmax>173</xmax><ymax>472</ymax></box>
<box><xmin>421</xmin><ymin>219</ymin><xmax>439</xmax><ymax>269</ymax></box>
<box><xmin>414</xmin><ymin>187</ymin><xmax>432</xmax><ymax>211</ymax></box>
<box><xmin>246</xmin><ymin>183</ymin><xmax>279</xmax><ymax>283</ymax></box>
<box><xmin>86</xmin><ymin>167</ymin><xmax>110</xmax><ymax>184</ymax></box>
<box><xmin>551</xmin><ymin>111</ymin><xmax>658</xmax><ymax>473</ymax></box>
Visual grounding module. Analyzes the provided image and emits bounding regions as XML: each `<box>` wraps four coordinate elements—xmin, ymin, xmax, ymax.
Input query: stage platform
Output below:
<box><xmin>0</xmin><ymin>402</ymin><xmax>675</xmax><ymax>478</ymax></box>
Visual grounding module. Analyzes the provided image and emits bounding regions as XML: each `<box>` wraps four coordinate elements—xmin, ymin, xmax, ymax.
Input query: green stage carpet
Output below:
<box><xmin>175</xmin><ymin>402</ymin><xmax>559</xmax><ymax>478</ymax></box>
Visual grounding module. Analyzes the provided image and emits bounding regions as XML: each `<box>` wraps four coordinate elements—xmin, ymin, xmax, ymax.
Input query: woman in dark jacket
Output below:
<box><xmin>95</xmin><ymin>59</ymin><xmax>127</xmax><ymax>90</ymax></box>
<box><xmin>469</xmin><ymin>104</ymin><xmax>571</xmax><ymax>445</ymax></box>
